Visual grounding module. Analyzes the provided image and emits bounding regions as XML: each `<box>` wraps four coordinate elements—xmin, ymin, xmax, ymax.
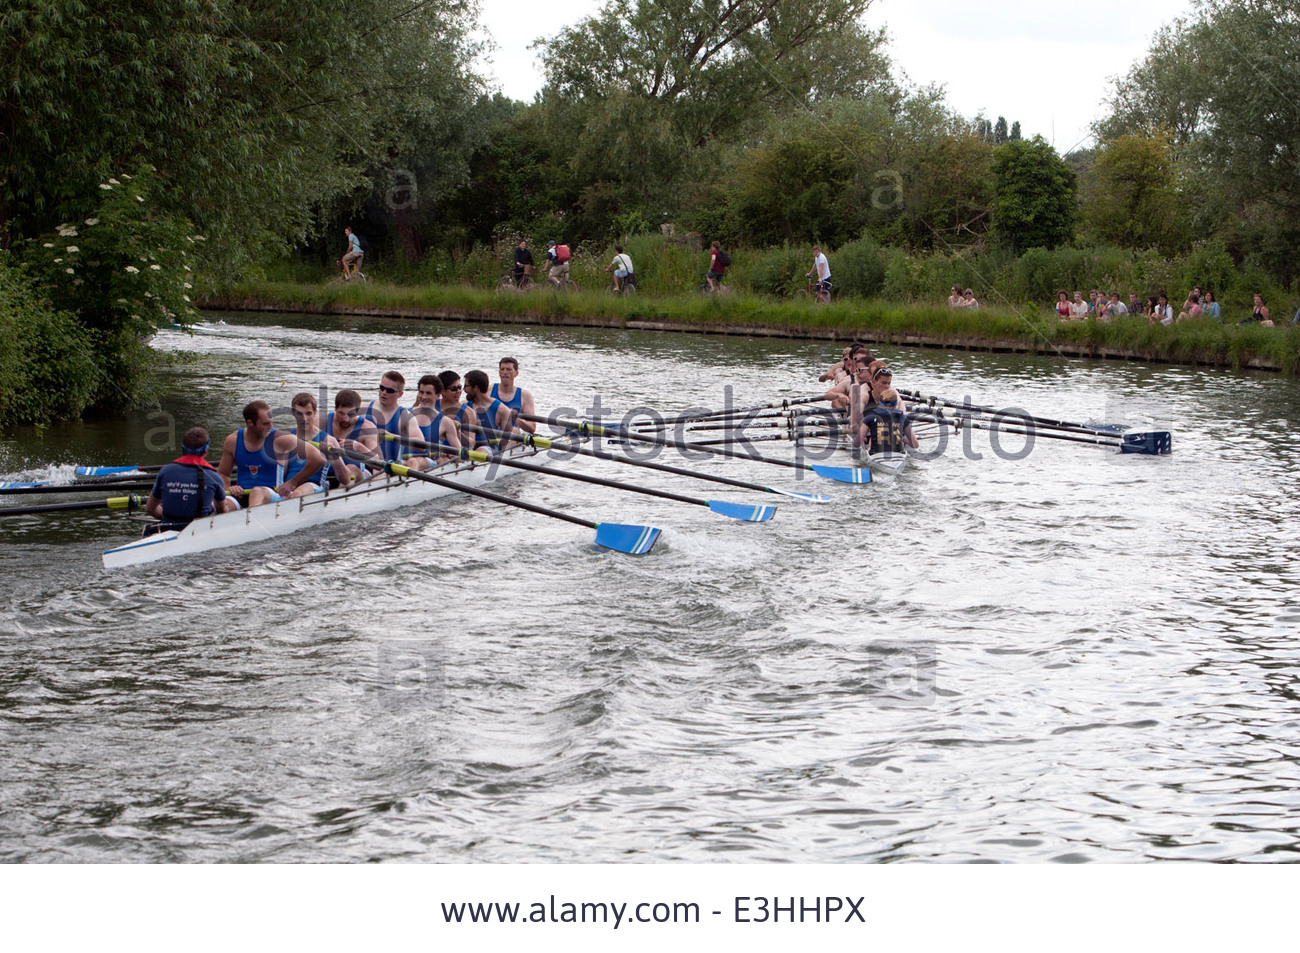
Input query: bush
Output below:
<box><xmin>0</xmin><ymin>258</ymin><xmax>100</xmax><ymax>427</ymax></box>
<box><xmin>746</xmin><ymin>246</ymin><xmax>808</xmax><ymax>296</ymax></box>
<box><xmin>833</xmin><ymin>237</ymin><xmax>887</xmax><ymax>298</ymax></box>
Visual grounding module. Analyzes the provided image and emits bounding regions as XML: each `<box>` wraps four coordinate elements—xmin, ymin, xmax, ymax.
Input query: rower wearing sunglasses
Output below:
<box><xmin>366</xmin><ymin>371</ymin><xmax>425</xmax><ymax>466</ymax></box>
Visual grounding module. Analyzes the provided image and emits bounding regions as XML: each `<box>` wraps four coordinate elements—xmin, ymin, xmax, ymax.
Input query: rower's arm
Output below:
<box><xmin>518</xmin><ymin>389</ymin><xmax>537</xmax><ymax>433</ymax></box>
<box><xmin>823</xmin><ymin>383</ymin><xmax>848</xmax><ymax>408</ymax></box>
<box><xmin>276</xmin><ymin>432</ymin><xmax>324</xmax><ymax>493</ymax></box>
<box><xmin>145</xmin><ymin>493</ymin><xmax>163</xmax><ymax>519</ymax></box>
<box><xmin>216</xmin><ymin>433</ymin><xmax>237</xmax><ymax>490</ymax></box>
<box><xmin>321</xmin><ymin>435</ymin><xmax>353</xmax><ymax>485</ymax></box>
<box><xmin>440</xmin><ymin>416</ymin><xmax>461</xmax><ymax>453</ymax></box>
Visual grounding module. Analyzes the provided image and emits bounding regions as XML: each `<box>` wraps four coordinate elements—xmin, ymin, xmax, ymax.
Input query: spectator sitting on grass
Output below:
<box><xmin>1204</xmin><ymin>290</ymin><xmax>1221</xmax><ymax>321</ymax></box>
<box><xmin>1177</xmin><ymin>294</ymin><xmax>1203</xmax><ymax>322</ymax></box>
<box><xmin>961</xmin><ymin>288</ymin><xmax>979</xmax><ymax>310</ymax></box>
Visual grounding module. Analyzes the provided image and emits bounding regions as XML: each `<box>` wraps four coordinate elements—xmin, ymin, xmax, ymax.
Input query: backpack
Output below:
<box><xmin>555</xmin><ymin>244</ymin><xmax>571</xmax><ymax>263</ymax></box>
<box><xmin>356</xmin><ymin>234</ymin><xmax>370</xmax><ymax>254</ymax></box>
<box><xmin>715</xmin><ymin>249</ymin><xmax>731</xmax><ymax>268</ymax></box>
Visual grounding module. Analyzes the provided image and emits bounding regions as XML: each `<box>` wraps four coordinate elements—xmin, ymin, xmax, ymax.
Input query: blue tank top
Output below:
<box><xmin>490</xmin><ymin>383</ymin><xmax>523</xmax><ymax>412</ymax></box>
<box><xmin>284</xmin><ymin>429</ymin><xmax>327</xmax><ymax>486</ymax></box>
<box><xmin>235</xmin><ymin>429</ymin><xmax>283</xmax><ymax>488</ymax></box>
<box><xmin>409</xmin><ymin>407</ymin><xmax>445</xmax><ymax>457</ymax></box>
<box><xmin>367</xmin><ymin>400</ymin><xmax>408</xmax><ymax>463</ymax></box>
<box><xmin>472</xmin><ymin>401</ymin><xmax>498</xmax><ymax>446</ymax></box>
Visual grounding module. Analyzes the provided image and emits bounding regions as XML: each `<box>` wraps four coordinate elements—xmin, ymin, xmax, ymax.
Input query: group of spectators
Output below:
<box><xmin>946</xmin><ymin>286</ymin><xmax>980</xmax><ymax>310</ymax></box>
<box><xmin>1050</xmin><ymin>286</ymin><xmax>1293</xmax><ymax>326</ymax></box>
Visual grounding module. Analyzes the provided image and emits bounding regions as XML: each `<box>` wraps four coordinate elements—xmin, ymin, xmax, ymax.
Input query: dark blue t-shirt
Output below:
<box><xmin>150</xmin><ymin>463</ymin><xmax>227</xmax><ymax>521</ymax></box>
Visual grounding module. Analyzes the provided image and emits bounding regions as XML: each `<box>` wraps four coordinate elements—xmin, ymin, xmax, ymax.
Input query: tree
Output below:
<box><xmin>1079</xmin><ymin>134</ymin><xmax>1188</xmax><ymax>253</ymax></box>
<box><xmin>990</xmin><ymin>137</ymin><xmax>1076</xmax><ymax>253</ymax></box>
<box><xmin>1009</xmin><ymin>121</ymin><xmax>1022</xmax><ymax>141</ymax></box>
<box><xmin>993</xmin><ymin>116</ymin><xmax>1009</xmax><ymax>145</ymax></box>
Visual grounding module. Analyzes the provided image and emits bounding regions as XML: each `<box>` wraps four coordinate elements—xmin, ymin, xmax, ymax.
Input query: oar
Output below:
<box><xmin>898</xmin><ymin>390</ymin><xmax>1129</xmax><ymax>435</ymax></box>
<box><xmin>75</xmin><ymin>464</ymin><xmax>168</xmax><ymax>477</ymax></box>
<box><xmin>316</xmin><ymin>443</ymin><xmax>662</xmax><ymax>554</ymax></box>
<box><xmin>462</xmin><ymin>424</ymin><xmax>832</xmax><ymax>503</ymax></box>
<box><xmin>0</xmin><ymin>495</ymin><xmax>145</xmax><ymax>517</ymax></box>
<box><xmin>647</xmin><ymin>396</ymin><xmax>828</xmax><ymax>426</ymax></box>
<box><xmin>513</xmin><ymin>413</ymin><xmax>872</xmax><ymax>484</ymax></box>
<box><xmin>911</xmin><ymin>414</ymin><xmax>1171</xmax><ymax>454</ymax></box>
<box><xmin>383</xmin><ymin>435</ymin><xmax>775</xmax><ymax>522</ymax></box>
<box><xmin>0</xmin><ymin>481</ymin><xmax>155</xmax><ymax>497</ymax></box>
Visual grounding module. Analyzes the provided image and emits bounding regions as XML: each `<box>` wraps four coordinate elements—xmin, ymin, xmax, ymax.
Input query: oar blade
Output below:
<box><xmin>76</xmin><ymin>466</ymin><xmax>145</xmax><ymax>477</ymax></box>
<box><xmin>706</xmin><ymin>500</ymin><xmax>776</xmax><ymax>522</ymax></box>
<box><xmin>1119</xmin><ymin>430</ymin><xmax>1173</xmax><ymax>455</ymax></box>
<box><xmin>767</xmin><ymin>487</ymin><xmax>834</xmax><ymax>503</ymax></box>
<box><xmin>594</xmin><ymin>523</ymin><xmax>661</xmax><ymax>555</ymax></box>
<box><xmin>809</xmin><ymin>464</ymin><xmax>873</xmax><ymax>484</ymax></box>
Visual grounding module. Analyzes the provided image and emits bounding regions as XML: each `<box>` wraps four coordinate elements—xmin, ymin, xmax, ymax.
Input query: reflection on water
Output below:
<box><xmin>2</xmin><ymin>313</ymin><xmax>1300</xmax><ymax>862</ymax></box>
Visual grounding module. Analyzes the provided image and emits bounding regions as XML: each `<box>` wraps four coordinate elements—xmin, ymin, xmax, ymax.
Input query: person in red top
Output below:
<box><xmin>706</xmin><ymin>240</ymin><xmax>727</xmax><ymax>292</ymax></box>
<box><xmin>145</xmin><ymin>427</ymin><xmax>239</xmax><ymax>533</ymax></box>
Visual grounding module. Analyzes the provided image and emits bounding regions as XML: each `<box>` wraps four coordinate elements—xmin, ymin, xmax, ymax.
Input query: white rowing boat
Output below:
<box><xmin>102</xmin><ymin>443</ymin><xmax>542</xmax><ymax>569</ymax></box>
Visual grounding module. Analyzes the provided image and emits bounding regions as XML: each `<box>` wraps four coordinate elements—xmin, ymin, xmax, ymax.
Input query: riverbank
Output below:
<box><xmin>204</xmin><ymin>280</ymin><xmax>1300</xmax><ymax>374</ymax></box>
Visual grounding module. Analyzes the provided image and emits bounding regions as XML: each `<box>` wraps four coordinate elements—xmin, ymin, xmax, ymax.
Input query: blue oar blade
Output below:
<box><xmin>1119</xmin><ymin>430</ymin><xmax>1172</xmax><ymax>455</ymax></box>
<box><xmin>706</xmin><ymin>500</ymin><xmax>776</xmax><ymax>522</ymax></box>
<box><xmin>76</xmin><ymin>466</ymin><xmax>145</xmax><ymax>477</ymax></box>
<box><xmin>809</xmin><ymin>464</ymin><xmax>872</xmax><ymax>484</ymax></box>
<box><xmin>594</xmin><ymin>523</ymin><xmax>661</xmax><ymax>555</ymax></box>
<box><xmin>0</xmin><ymin>481</ymin><xmax>43</xmax><ymax>490</ymax></box>
<box><xmin>767</xmin><ymin>487</ymin><xmax>833</xmax><ymax>503</ymax></box>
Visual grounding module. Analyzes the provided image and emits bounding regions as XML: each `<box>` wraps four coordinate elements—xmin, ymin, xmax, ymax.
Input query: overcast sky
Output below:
<box><xmin>475</xmin><ymin>0</ymin><xmax>1195</xmax><ymax>151</ymax></box>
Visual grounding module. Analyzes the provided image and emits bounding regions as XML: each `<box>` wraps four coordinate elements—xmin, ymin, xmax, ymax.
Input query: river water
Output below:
<box><xmin>2</xmin><ymin>312</ymin><xmax>1299</xmax><ymax>863</ymax></box>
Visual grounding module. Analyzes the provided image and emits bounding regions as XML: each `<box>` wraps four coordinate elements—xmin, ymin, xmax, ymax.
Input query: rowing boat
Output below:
<box><xmin>101</xmin><ymin>442</ymin><xmax>543</xmax><ymax>569</ymax></box>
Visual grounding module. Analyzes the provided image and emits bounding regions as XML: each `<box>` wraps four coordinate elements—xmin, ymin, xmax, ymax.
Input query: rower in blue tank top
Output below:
<box><xmin>325</xmin><ymin>389</ymin><xmax>379</xmax><ymax>482</ymax></box>
<box><xmin>217</xmin><ymin>399</ymin><xmax>326</xmax><ymax>507</ymax></box>
<box><xmin>492</xmin><ymin>356</ymin><xmax>536</xmax><ymax>434</ymax></box>
<box><xmin>367</xmin><ymin>370</ymin><xmax>418</xmax><ymax>464</ymax></box>
<box><xmin>436</xmin><ymin>370</ymin><xmax>481</xmax><ymax>450</ymax></box>
<box><xmin>410</xmin><ymin>374</ymin><xmax>463</xmax><ymax>467</ymax></box>
<box><xmin>463</xmin><ymin>370</ymin><xmax>499</xmax><ymax>448</ymax></box>
<box><xmin>234</xmin><ymin>426</ymin><xmax>283</xmax><ymax>489</ymax></box>
<box><xmin>284</xmin><ymin>392</ymin><xmax>329</xmax><ymax>490</ymax></box>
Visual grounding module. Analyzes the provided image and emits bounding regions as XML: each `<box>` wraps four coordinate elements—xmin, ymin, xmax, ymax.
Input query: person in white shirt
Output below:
<box><xmin>806</xmin><ymin>245</ymin><xmax>832</xmax><ymax>303</ymax></box>
<box><xmin>606</xmin><ymin>245</ymin><xmax>634</xmax><ymax>292</ymax></box>
<box><xmin>1068</xmin><ymin>291</ymin><xmax>1090</xmax><ymax>319</ymax></box>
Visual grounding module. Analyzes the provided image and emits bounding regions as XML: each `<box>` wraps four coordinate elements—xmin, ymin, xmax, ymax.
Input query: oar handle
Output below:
<box><xmin>0</xmin><ymin>495</ymin><xmax>142</xmax><ymax>517</ymax></box>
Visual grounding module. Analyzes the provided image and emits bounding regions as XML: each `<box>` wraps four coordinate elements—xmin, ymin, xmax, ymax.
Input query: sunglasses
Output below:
<box><xmin>378</xmin><ymin>384</ymin><xmax>399</xmax><ymax>394</ymax></box>
<box><xmin>446</xmin><ymin>384</ymin><xmax>462</xmax><ymax>391</ymax></box>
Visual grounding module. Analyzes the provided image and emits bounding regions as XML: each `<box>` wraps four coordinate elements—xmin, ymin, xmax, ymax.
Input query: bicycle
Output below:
<box><xmin>607</xmin><ymin>274</ymin><xmax>637</xmax><ymax>295</ymax></box>
<box><xmin>548</xmin><ymin>276</ymin><xmax>577</xmax><ymax>293</ymax></box>
<box><xmin>798</xmin><ymin>276</ymin><xmax>831</xmax><ymax>304</ymax></box>
<box><xmin>337</xmin><ymin>258</ymin><xmax>367</xmax><ymax>283</ymax></box>
<box><xmin>496</xmin><ymin>272</ymin><xmax>535</xmax><ymax>294</ymax></box>
<box><xmin>698</xmin><ymin>277</ymin><xmax>731</xmax><ymax>296</ymax></box>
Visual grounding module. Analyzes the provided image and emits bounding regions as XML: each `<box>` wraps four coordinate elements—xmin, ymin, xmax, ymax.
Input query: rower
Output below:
<box><xmin>491</xmin><ymin>356</ymin><xmax>536</xmax><ymax>434</ymax></box>
<box><xmin>860</xmin><ymin>387</ymin><xmax>918</xmax><ymax>453</ymax></box>
<box><xmin>436</xmin><ymin>371</ymin><xmax>480</xmax><ymax>449</ymax></box>
<box><xmin>366</xmin><ymin>371</ymin><xmax>425</xmax><ymax>467</ymax></box>
<box><xmin>217</xmin><ymin>400</ymin><xmax>325</xmax><ymax>506</ymax></box>
<box><xmin>408</xmin><ymin>374</ymin><xmax>461</xmax><ymax>468</ymax></box>
<box><xmin>868</xmin><ymin>364</ymin><xmax>906</xmax><ymax>413</ymax></box>
<box><xmin>327</xmin><ymin>389</ymin><xmax>380</xmax><ymax>481</ymax></box>
<box><xmin>463</xmin><ymin>370</ymin><xmax>500</xmax><ymax>450</ymax></box>
<box><xmin>823</xmin><ymin>357</ymin><xmax>871</xmax><ymax>409</ymax></box>
<box><xmin>144</xmin><ymin>427</ymin><xmax>239</xmax><ymax>534</ymax></box>
<box><xmin>819</xmin><ymin>343</ymin><xmax>872</xmax><ymax>384</ymax></box>
<box><xmin>285</xmin><ymin>392</ymin><xmax>352</xmax><ymax>491</ymax></box>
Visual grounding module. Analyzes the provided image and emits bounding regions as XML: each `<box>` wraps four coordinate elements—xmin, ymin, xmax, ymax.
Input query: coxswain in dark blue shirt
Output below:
<box><xmin>144</xmin><ymin>427</ymin><xmax>240</xmax><ymax>533</ymax></box>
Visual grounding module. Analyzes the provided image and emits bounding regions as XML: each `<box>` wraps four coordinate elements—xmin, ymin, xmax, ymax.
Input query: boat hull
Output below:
<box><xmin>102</xmin><ymin>448</ymin><xmax>538</xmax><ymax>569</ymax></box>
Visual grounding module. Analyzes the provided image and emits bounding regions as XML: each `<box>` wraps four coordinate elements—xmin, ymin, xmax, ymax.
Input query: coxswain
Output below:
<box><xmin>408</xmin><ymin>374</ymin><xmax>461</xmax><ymax>467</ymax></box>
<box><xmin>286</xmin><ymin>392</ymin><xmax>352</xmax><ymax>490</ymax></box>
<box><xmin>463</xmin><ymin>370</ymin><xmax>500</xmax><ymax>450</ymax></box>
<box><xmin>366</xmin><ymin>371</ymin><xmax>425</xmax><ymax>467</ymax></box>
<box><xmin>491</xmin><ymin>356</ymin><xmax>536</xmax><ymax>434</ymax></box>
<box><xmin>143</xmin><ymin>427</ymin><xmax>239</xmax><ymax>534</ymax></box>
<box><xmin>435</xmin><ymin>371</ymin><xmax>481</xmax><ymax>449</ymax></box>
<box><xmin>217</xmin><ymin>400</ymin><xmax>325</xmax><ymax>506</ymax></box>
<box><xmin>859</xmin><ymin>387</ymin><xmax>917</xmax><ymax>453</ymax></box>
<box><xmin>327</xmin><ymin>389</ymin><xmax>379</xmax><ymax>480</ymax></box>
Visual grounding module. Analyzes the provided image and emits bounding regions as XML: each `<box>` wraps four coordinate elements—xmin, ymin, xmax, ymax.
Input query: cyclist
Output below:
<box><xmin>607</xmin><ymin>245</ymin><xmax>634</xmax><ymax>292</ymax></box>
<box><xmin>806</xmin><ymin>244</ymin><xmax>831</xmax><ymax>303</ymax></box>
<box><xmin>342</xmin><ymin>227</ymin><xmax>365</xmax><ymax>281</ymax></box>
<box><xmin>706</xmin><ymin>241</ymin><xmax>728</xmax><ymax>292</ymax></box>
<box><xmin>513</xmin><ymin>239</ymin><xmax>534</xmax><ymax>288</ymax></box>
<box><xmin>545</xmin><ymin>240</ymin><xmax>570</xmax><ymax>287</ymax></box>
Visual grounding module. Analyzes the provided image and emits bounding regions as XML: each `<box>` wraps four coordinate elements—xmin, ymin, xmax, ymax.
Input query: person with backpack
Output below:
<box><xmin>342</xmin><ymin>226</ymin><xmax>367</xmax><ymax>281</ymax></box>
<box><xmin>545</xmin><ymin>240</ymin><xmax>571</xmax><ymax>287</ymax></box>
<box><xmin>706</xmin><ymin>240</ymin><xmax>730</xmax><ymax>292</ymax></box>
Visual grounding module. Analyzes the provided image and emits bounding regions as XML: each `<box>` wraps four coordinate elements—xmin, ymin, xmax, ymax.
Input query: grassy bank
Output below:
<box><xmin>207</xmin><ymin>278</ymin><xmax>1300</xmax><ymax>374</ymax></box>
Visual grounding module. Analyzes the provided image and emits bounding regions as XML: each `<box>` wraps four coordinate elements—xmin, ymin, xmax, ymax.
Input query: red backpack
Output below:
<box><xmin>555</xmin><ymin>244</ymin><xmax>571</xmax><ymax>263</ymax></box>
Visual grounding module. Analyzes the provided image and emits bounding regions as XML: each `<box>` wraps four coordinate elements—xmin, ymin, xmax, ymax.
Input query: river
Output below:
<box><xmin>2</xmin><ymin>312</ymin><xmax>1299</xmax><ymax>862</ymax></box>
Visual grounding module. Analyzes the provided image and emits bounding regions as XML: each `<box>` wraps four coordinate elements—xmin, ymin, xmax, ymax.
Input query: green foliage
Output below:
<box><xmin>0</xmin><ymin>257</ymin><xmax>99</xmax><ymax>427</ymax></box>
<box><xmin>833</xmin><ymin>237</ymin><xmax>888</xmax><ymax>298</ymax></box>
<box><xmin>1079</xmin><ymin>134</ymin><xmax>1189</xmax><ymax>254</ymax></box>
<box><xmin>990</xmin><ymin>137</ymin><xmax>1077</xmax><ymax>254</ymax></box>
<box><xmin>747</xmin><ymin>247</ymin><xmax>811</xmax><ymax>297</ymax></box>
